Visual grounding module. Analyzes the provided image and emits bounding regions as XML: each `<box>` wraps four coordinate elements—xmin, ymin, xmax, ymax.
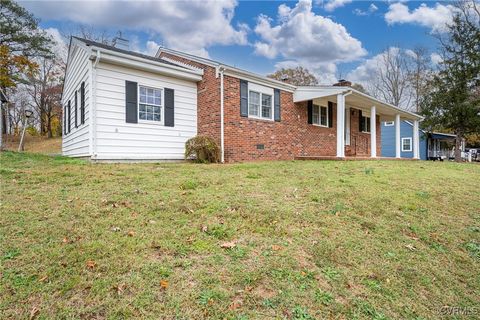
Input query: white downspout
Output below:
<box><xmin>91</xmin><ymin>50</ymin><xmax>101</xmax><ymax>160</ymax></box>
<box><xmin>219</xmin><ymin>66</ymin><xmax>225</xmax><ymax>163</ymax></box>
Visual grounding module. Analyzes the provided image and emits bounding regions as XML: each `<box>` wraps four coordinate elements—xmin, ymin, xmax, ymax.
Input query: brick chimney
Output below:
<box><xmin>333</xmin><ymin>79</ymin><xmax>352</xmax><ymax>87</ymax></box>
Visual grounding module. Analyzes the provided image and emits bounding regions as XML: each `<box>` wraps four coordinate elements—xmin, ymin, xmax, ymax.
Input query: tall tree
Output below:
<box><xmin>421</xmin><ymin>0</ymin><xmax>480</xmax><ymax>161</ymax></box>
<box><xmin>407</xmin><ymin>46</ymin><xmax>433</xmax><ymax>113</ymax></box>
<box><xmin>367</xmin><ymin>47</ymin><xmax>412</xmax><ymax>110</ymax></box>
<box><xmin>268</xmin><ymin>67</ymin><xmax>318</xmax><ymax>86</ymax></box>
<box><xmin>0</xmin><ymin>0</ymin><xmax>52</xmax><ymax>134</ymax></box>
<box><xmin>26</xmin><ymin>57</ymin><xmax>63</xmax><ymax>137</ymax></box>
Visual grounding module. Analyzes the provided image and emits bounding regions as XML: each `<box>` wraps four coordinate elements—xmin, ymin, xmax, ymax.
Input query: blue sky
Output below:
<box><xmin>23</xmin><ymin>0</ymin><xmax>455</xmax><ymax>84</ymax></box>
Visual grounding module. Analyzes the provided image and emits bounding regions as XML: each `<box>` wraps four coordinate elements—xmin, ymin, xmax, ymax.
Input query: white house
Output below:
<box><xmin>62</xmin><ymin>37</ymin><xmax>203</xmax><ymax>160</ymax></box>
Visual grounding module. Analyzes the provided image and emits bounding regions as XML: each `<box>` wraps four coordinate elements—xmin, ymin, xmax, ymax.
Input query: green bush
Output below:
<box><xmin>26</xmin><ymin>126</ymin><xmax>39</xmax><ymax>136</ymax></box>
<box><xmin>185</xmin><ymin>136</ymin><xmax>220</xmax><ymax>163</ymax></box>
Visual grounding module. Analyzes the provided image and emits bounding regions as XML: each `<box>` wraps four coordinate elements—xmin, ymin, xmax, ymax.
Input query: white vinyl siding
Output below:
<box><xmin>62</xmin><ymin>44</ymin><xmax>91</xmax><ymax>157</ymax></box>
<box><xmin>94</xmin><ymin>62</ymin><xmax>197</xmax><ymax>160</ymax></box>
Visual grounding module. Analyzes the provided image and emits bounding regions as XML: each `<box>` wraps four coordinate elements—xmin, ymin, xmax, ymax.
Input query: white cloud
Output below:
<box><xmin>44</xmin><ymin>27</ymin><xmax>67</xmax><ymax>59</ymax></box>
<box><xmin>430</xmin><ymin>53</ymin><xmax>443</xmax><ymax>65</ymax></box>
<box><xmin>385</xmin><ymin>2</ymin><xmax>457</xmax><ymax>32</ymax></box>
<box><xmin>22</xmin><ymin>0</ymin><xmax>247</xmax><ymax>57</ymax></box>
<box><xmin>347</xmin><ymin>47</ymin><xmax>410</xmax><ymax>85</ymax></box>
<box><xmin>324</xmin><ymin>0</ymin><xmax>352</xmax><ymax>12</ymax></box>
<box><xmin>353</xmin><ymin>3</ymin><xmax>378</xmax><ymax>16</ymax></box>
<box><xmin>254</xmin><ymin>0</ymin><xmax>366</xmax><ymax>83</ymax></box>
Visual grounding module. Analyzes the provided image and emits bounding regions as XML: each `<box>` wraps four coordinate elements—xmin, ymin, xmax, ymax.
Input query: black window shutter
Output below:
<box><xmin>63</xmin><ymin>105</ymin><xmax>66</xmax><ymax>135</ymax></box>
<box><xmin>67</xmin><ymin>100</ymin><xmax>71</xmax><ymax>133</ymax></box>
<box><xmin>307</xmin><ymin>100</ymin><xmax>313</xmax><ymax>124</ymax></box>
<box><xmin>240</xmin><ymin>79</ymin><xmax>248</xmax><ymax>117</ymax></box>
<box><xmin>74</xmin><ymin>91</ymin><xmax>78</xmax><ymax>128</ymax></box>
<box><xmin>125</xmin><ymin>81</ymin><xmax>138</xmax><ymax>123</ymax></box>
<box><xmin>164</xmin><ymin>88</ymin><xmax>174</xmax><ymax>127</ymax></box>
<box><xmin>80</xmin><ymin>82</ymin><xmax>85</xmax><ymax>124</ymax></box>
<box><xmin>328</xmin><ymin>102</ymin><xmax>333</xmax><ymax>128</ymax></box>
<box><xmin>359</xmin><ymin>110</ymin><xmax>364</xmax><ymax>132</ymax></box>
<box><xmin>274</xmin><ymin>89</ymin><xmax>281</xmax><ymax>122</ymax></box>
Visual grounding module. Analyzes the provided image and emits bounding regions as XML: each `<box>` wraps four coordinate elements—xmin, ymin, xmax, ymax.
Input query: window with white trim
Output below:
<box><xmin>402</xmin><ymin>137</ymin><xmax>412</xmax><ymax>152</ymax></box>
<box><xmin>312</xmin><ymin>104</ymin><xmax>328</xmax><ymax>127</ymax></box>
<box><xmin>361</xmin><ymin>115</ymin><xmax>371</xmax><ymax>133</ymax></box>
<box><xmin>384</xmin><ymin>121</ymin><xmax>394</xmax><ymax>126</ymax></box>
<box><xmin>249</xmin><ymin>90</ymin><xmax>273</xmax><ymax>120</ymax></box>
<box><xmin>139</xmin><ymin>86</ymin><xmax>162</xmax><ymax>122</ymax></box>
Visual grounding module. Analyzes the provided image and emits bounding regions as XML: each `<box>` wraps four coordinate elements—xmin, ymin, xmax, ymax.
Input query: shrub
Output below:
<box><xmin>26</xmin><ymin>126</ymin><xmax>39</xmax><ymax>136</ymax></box>
<box><xmin>185</xmin><ymin>136</ymin><xmax>220</xmax><ymax>163</ymax></box>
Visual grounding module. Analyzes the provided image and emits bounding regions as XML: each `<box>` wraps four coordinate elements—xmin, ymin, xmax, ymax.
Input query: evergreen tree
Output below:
<box><xmin>421</xmin><ymin>1</ymin><xmax>480</xmax><ymax>161</ymax></box>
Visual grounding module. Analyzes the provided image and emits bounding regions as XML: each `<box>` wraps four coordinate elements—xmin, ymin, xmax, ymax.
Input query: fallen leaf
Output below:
<box><xmin>86</xmin><ymin>260</ymin><xmax>96</xmax><ymax>269</ymax></box>
<box><xmin>405</xmin><ymin>244</ymin><xmax>416</xmax><ymax>251</ymax></box>
<box><xmin>116</xmin><ymin>283</ymin><xmax>126</xmax><ymax>294</ymax></box>
<box><xmin>112</xmin><ymin>203</ymin><xmax>119</xmax><ymax>208</ymax></box>
<box><xmin>200</xmin><ymin>225</ymin><xmax>208</xmax><ymax>233</ymax></box>
<box><xmin>160</xmin><ymin>280</ymin><xmax>169</xmax><ymax>289</ymax></box>
<box><xmin>228</xmin><ymin>298</ymin><xmax>243</xmax><ymax>310</ymax></box>
<box><xmin>127</xmin><ymin>231</ymin><xmax>135</xmax><ymax>237</ymax></box>
<box><xmin>271</xmin><ymin>245</ymin><xmax>282</xmax><ymax>251</ymax></box>
<box><xmin>62</xmin><ymin>237</ymin><xmax>69</xmax><ymax>243</ymax></box>
<box><xmin>220</xmin><ymin>241</ymin><xmax>236</xmax><ymax>249</ymax></box>
<box><xmin>29</xmin><ymin>306</ymin><xmax>39</xmax><ymax>320</ymax></box>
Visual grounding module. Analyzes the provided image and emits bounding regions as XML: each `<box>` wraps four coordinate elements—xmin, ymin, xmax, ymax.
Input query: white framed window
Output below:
<box><xmin>248</xmin><ymin>90</ymin><xmax>273</xmax><ymax>120</ymax></box>
<box><xmin>312</xmin><ymin>104</ymin><xmax>329</xmax><ymax>127</ymax></box>
<box><xmin>361</xmin><ymin>115</ymin><xmax>371</xmax><ymax>133</ymax></box>
<box><xmin>139</xmin><ymin>86</ymin><xmax>162</xmax><ymax>122</ymax></box>
<box><xmin>384</xmin><ymin>121</ymin><xmax>394</xmax><ymax>126</ymax></box>
<box><xmin>402</xmin><ymin>137</ymin><xmax>412</xmax><ymax>152</ymax></box>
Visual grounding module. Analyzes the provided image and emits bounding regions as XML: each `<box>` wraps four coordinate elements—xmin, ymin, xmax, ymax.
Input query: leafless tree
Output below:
<box><xmin>407</xmin><ymin>46</ymin><xmax>433</xmax><ymax>113</ymax></box>
<box><xmin>367</xmin><ymin>48</ymin><xmax>412</xmax><ymax>110</ymax></box>
<box><xmin>26</xmin><ymin>56</ymin><xmax>63</xmax><ymax>137</ymax></box>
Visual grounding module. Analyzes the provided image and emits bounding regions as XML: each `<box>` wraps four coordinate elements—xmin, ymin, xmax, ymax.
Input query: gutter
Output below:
<box><xmin>90</xmin><ymin>49</ymin><xmax>101</xmax><ymax>159</ymax></box>
<box><xmin>218</xmin><ymin>66</ymin><xmax>226</xmax><ymax>163</ymax></box>
<box><xmin>89</xmin><ymin>47</ymin><xmax>203</xmax><ymax>81</ymax></box>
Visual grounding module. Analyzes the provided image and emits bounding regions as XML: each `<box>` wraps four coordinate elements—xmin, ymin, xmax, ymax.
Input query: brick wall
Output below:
<box><xmin>159</xmin><ymin>52</ymin><xmax>381</xmax><ymax>162</ymax></box>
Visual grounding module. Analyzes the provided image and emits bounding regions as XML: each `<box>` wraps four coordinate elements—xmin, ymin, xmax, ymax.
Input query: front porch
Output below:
<box><xmin>295</xmin><ymin>155</ymin><xmax>419</xmax><ymax>161</ymax></box>
<box><xmin>294</xmin><ymin>86</ymin><xmax>423</xmax><ymax>159</ymax></box>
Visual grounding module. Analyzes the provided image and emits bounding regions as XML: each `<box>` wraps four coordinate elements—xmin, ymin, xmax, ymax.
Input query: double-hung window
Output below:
<box><xmin>139</xmin><ymin>86</ymin><xmax>162</xmax><ymax>122</ymax></box>
<box><xmin>402</xmin><ymin>137</ymin><xmax>412</xmax><ymax>152</ymax></box>
<box><xmin>361</xmin><ymin>115</ymin><xmax>371</xmax><ymax>133</ymax></box>
<box><xmin>249</xmin><ymin>90</ymin><xmax>273</xmax><ymax>120</ymax></box>
<box><xmin>312</xmin><ymin>104</ymin><xmax>328</xmax><ymax>127</ymax></box>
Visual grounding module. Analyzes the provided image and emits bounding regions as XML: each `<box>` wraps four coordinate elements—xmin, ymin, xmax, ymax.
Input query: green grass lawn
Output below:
<box><xmin>1</xmin><ymin>152</ymin><xmax>479</xmax><ymax>319</ymax></box>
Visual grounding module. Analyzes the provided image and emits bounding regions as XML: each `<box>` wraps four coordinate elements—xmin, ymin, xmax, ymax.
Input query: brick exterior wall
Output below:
<box><xmin>160</xmin><ymin>52</ymin><xmax>381</xmax><ymax>162</ymax></box>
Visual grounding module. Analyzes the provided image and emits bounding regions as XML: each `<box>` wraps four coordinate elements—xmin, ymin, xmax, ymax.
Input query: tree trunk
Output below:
<box><xmin>47</xmin><ymin>115</ymin><xmax>52</xmax><ymax>138</ymax></box>
<box><xmin>454</xmin><ymin>135</ymin><xmax>463</xmax><ymax>162</ymax></box>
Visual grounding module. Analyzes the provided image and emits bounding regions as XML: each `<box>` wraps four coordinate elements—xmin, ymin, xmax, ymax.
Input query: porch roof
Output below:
<box><xmin>294</xmin><ymin>86</ymin><xmax>423</xmax><ymax>121</ymax></box>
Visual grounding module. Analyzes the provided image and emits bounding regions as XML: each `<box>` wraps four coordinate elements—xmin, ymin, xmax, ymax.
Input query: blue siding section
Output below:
<box><xmin>381</xmin><ymin>120</ymin><xmax>427</xmax><ymax>160</ymax></box>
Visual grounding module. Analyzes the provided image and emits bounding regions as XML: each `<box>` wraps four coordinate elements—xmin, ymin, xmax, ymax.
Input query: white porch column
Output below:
<box><xmin>413</xmin><ymin>120</ymin><xmax>420</xmax><ymax>159</ymax></box>
<box><xmin>370</xmin><ymin>106</ymin><xmax>376</xmax><ymax>158</ymax></box>
<box><xmin>395</xmin><ymin>114</ymin><xmax>401</xmax><ymax>158</ymax></box>
<box><xmin>336</xmin><ymin>94</ymin><xmax>345</xmax><ymax>157</ymax></box>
